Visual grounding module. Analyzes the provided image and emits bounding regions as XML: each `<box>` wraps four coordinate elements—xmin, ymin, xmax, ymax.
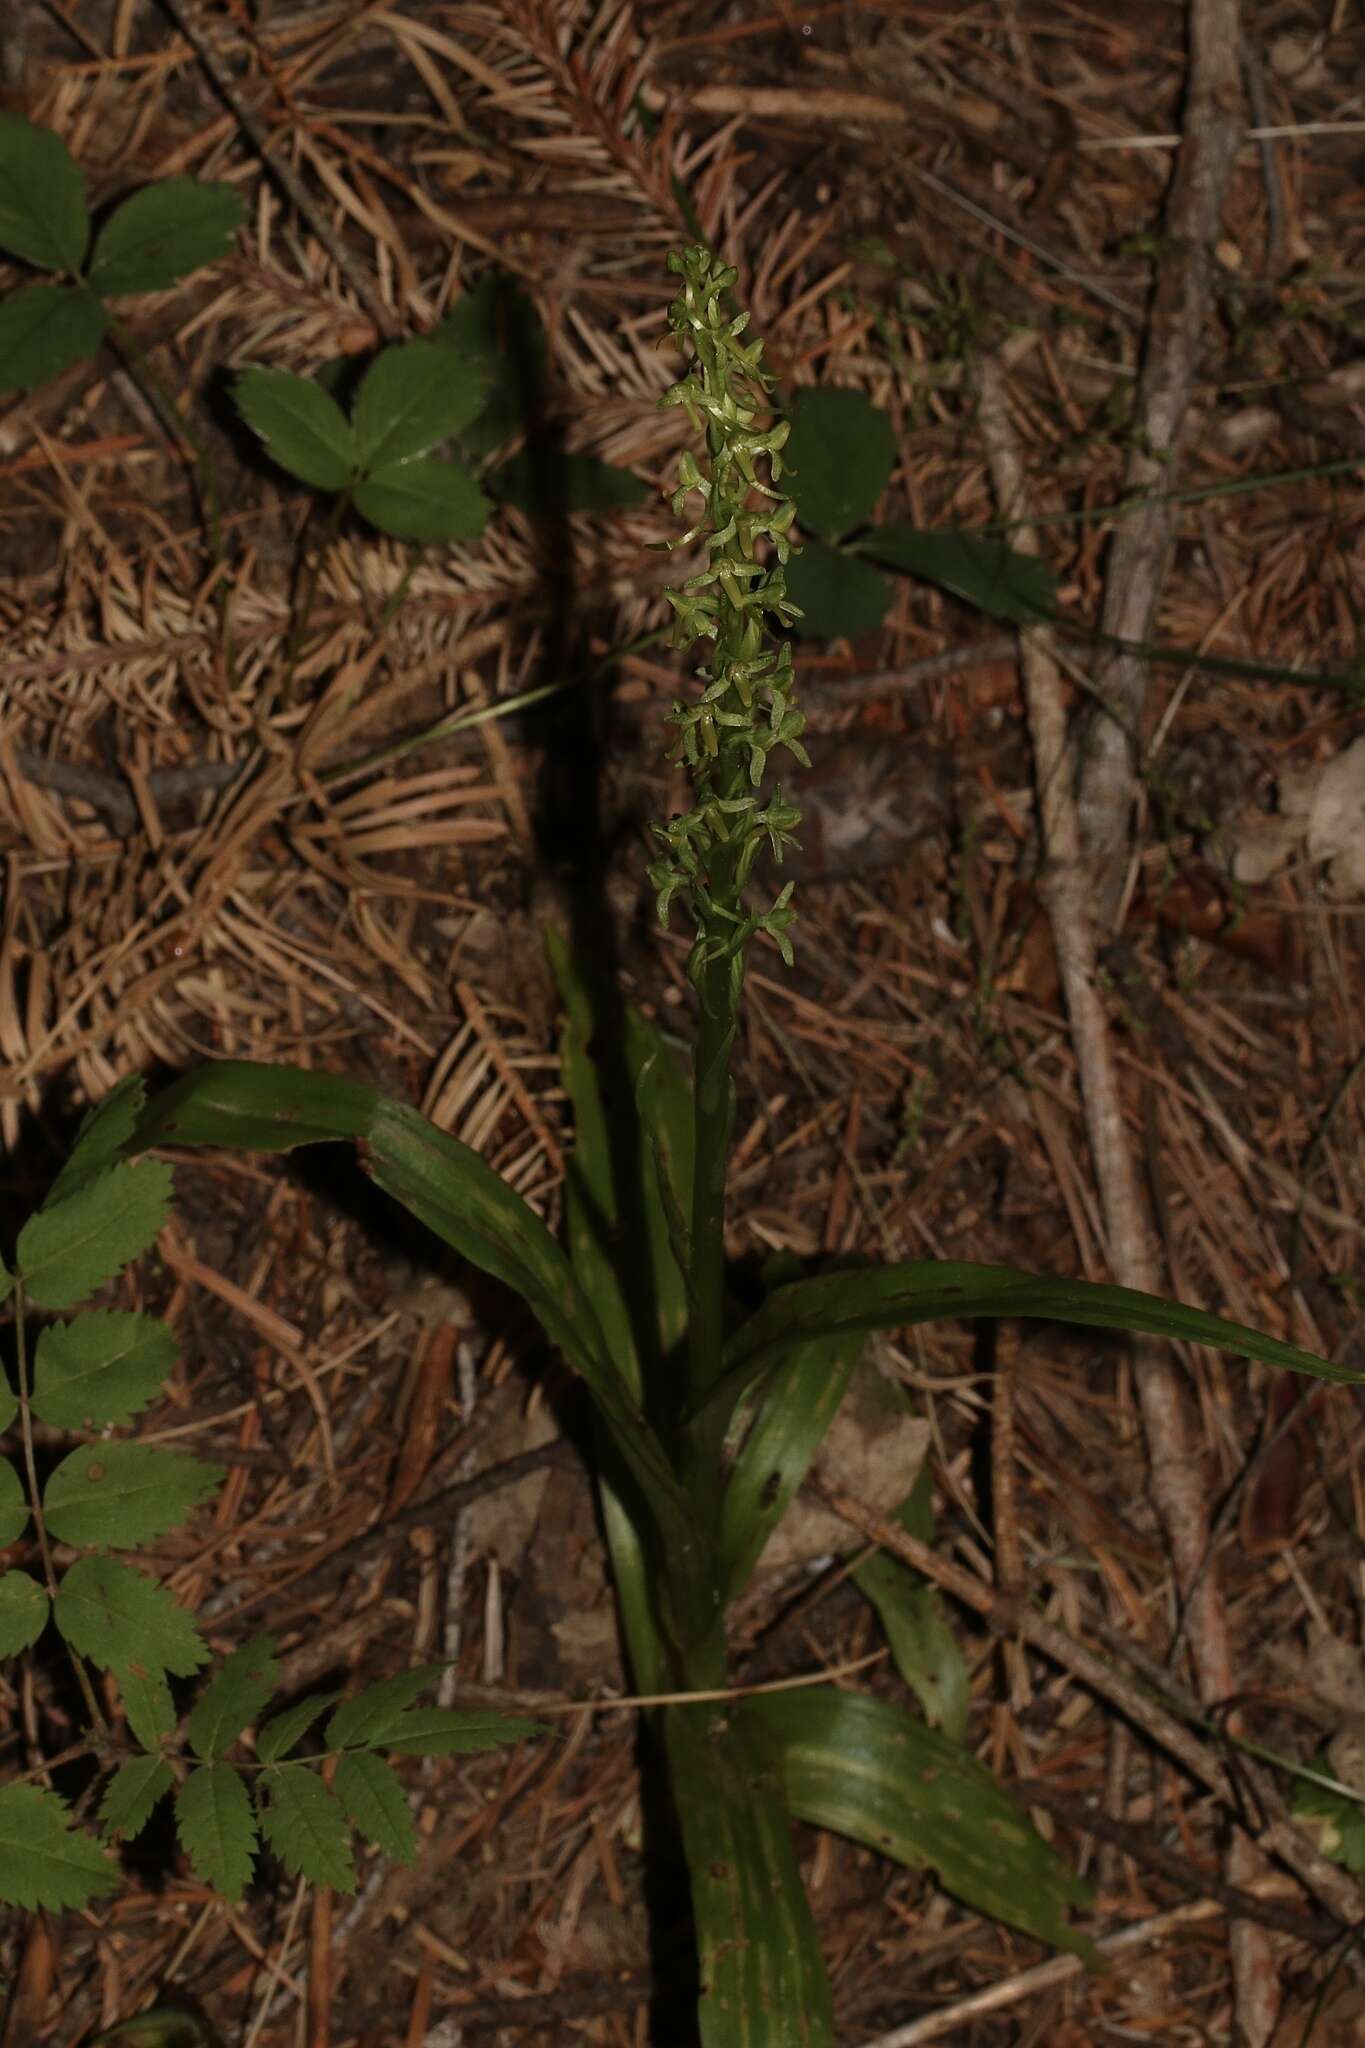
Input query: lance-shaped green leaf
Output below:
<box><xmin>0</xmin><ymin>283</ymin><xmax>106</xmax><ymax>394</ymax></box>
<box><xmin>55</xmin><ymin>1556</ymin><xmax>209</xmax><ymax>1678</ymax></box>
<box><xmin>32</xmin><ymin>1310</ymin><xmax>177</xmax><ymax>1430</ymax></box>
<box><xmin>0</xmin><ymin>113</ymin><xmax>89</xmax><ymax>271</ymax></box>
<box><xmin>44</xmin><ymin>1443</ymin><xmax>223</xmax><ymax>1549</ymax></box>
<box><xmin>188</xmin><ymin>1633</ymin><xmax>280</xmax><ymax>1759</ymax></box>
<box><xmin>46</xmin><ymin>1073</ymin><xmax>147</xmax><ymax>1207</ymax></box>
<box><xmin>712</xmin><ymin>1259</ymin><xmax>1354</xmax><ymax>1427</ymax></box>
<box><xmin>133</xmin><ymin>1058</ymin><xmax>380</xmax><ymax>1153</ymax></box>
<box><xmin>87</xmin><ymin>178</ymin><xmax>246</xmax><ymax>296</ymax></box>
<box><xmin>0</xmin><ymin>1457</ymin><xmax>29</xmax><ymax>1545</ymax></box>
<box><xmin>717</xmin><ymin>1329</ymin><xmax>863</xmax><ymax>1604</ymax></box>
<box><xmin>852</xmin><ymin>525</ymin><xmax>1057</xmax><ymax>625</ymax></box>
<box><xmin>16</xmin><ymin>1159</ymin><xmax>172</xmax><ymax>1309</ymax></box>
<box><xmin>0</xmin><ymin>1785</ymin><xmax>119</xmax><ymax>1911</ymax></box>
<box><xmin>100</xmin><ymin>1756</ymin><xmax>174</xmax><ymax>1844</ymax></box>
<box><xmin>257</xmin><ymin>1689</ymin><xmax>344</xmax><ymax>1763</ymax></box>
<box><xmin>334</xmin><ymin>1753</ymin><xmax>417</xmax><ymax>1863</ymax></box>
<box><xmin>175</xmin><ymin>1763</ymin><xmax>257</xmax><ymax>1902</ymax></box>
<box><xmin>353</xmin><ymin>455</ymin><xmax>489</xmax><ymax>542</ymax></box>
<box><xmin>352</xmin><ymin>338</ymin><xmax>489</xmax><ymax>471</ymax></box>
<box><xmin>0</xmin><ymin>1570</ymin><xmax>48</xmax><ymax>1656</ymax></box>
<box><xmin>664</xmin><ymin>1701</ymin><xmax>834</xmax><ymax>2048</ymax></box>
<box><xmin>259</xmin><ymin>1765</ymin><xmax>355</xmax><ymax>1892</ymax></box>
<box><xmin>751</xmin><ymin>1688</ymin><xmax>1094</xmax><ymax>1959</ymax></box>
<box><xmin>233</xmin><ymin>366</ymin><xmax>356</xmax><ymax>492</ymax></box>
<box><xmin>853</xmin><ymin>1468</ymin><xmax>969</xmax><ymax>1742</ymax></box>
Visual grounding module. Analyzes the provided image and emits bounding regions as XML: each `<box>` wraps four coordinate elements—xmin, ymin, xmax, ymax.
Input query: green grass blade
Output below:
<box><xmin>663</xmin><ymin>1702</ymin><xmax>834</xmax><ymax>2047</ymax></box>
<box><xmin>752</xmin><ymin>1688</ymin><xmax>1094</xmax><ymax>1960</ymax></box>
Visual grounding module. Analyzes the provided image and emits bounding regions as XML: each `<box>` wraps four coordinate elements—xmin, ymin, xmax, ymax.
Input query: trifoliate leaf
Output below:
<box><xmin>785</xmin><ymin>388</ymin><xmax>896</xmax><ymax>542</ymax></box>
<box><xmin>326</xmin><ymin>1664</ymin><xmax>443</xmax><ymax>1749</ymax></box>
<box><xmin>258</xmin><ymin>1766</ymin><xmax>356</xmax><ymax>1892</ymax></box>
<box><xmin>0</xmin><ymin>1457</ymin><xmax>29</xmax><ymax>1545</ymax></box>
<box><xmin>783</xmin><ymin>539</ymin><xmax>890</xmax><ymax>640</ymax></box>
<box><xmin>352</xmin><ymin>339</ymin><xmax>490</xmax><ymax>472</ymax></box>
<box><xmin>45</xmin><ymin>1074</ymin><xmax>147</xmax><ymax>1208</ymax></box>
<box><xmin>0</xmin><ymin>113</ymin><xmax>89</xmax><ymax>272</ymax></box>
<box><xmin>0</xmin><ymin>1784</ymin><xmax>119</xmax><ymax>1910</ymax></box>
<box><xmin>100</xmin><ymin>1756</ymin><xmax>174</xmax><ymax>1843</ymax></box>
<box><xmin>488</xmin><ymin>446</ymin><xmax>648</xmax><ymax>518</ymax></box>
<box><xmin>853</xmin><ymin>524</ymin><xmax>1057</xmax><ymax>625</ymax></box>
<box><xmin>257</xmin><ymin>1690</ymin><xmax>343</xmax><ymax>1763</ymax></box>
<box><xmin>44</xmin><ymin>1443</ymin><xmax>223</xmax><ymax>1549</ymax></box>
<box><xmin>353</xmin><ymin>456</ymin><xmax>489</xmax><ymax>542</ymax></box>
<box><xmin>16</xmin><ymin>1158</ymin><xmax>172</xmax><ymax>1309</ymax></box>
<box><xmin>0</xmin><ymin>282</ymin><xmax>105</xmax><ymax>394</ymax></box>
<box><xmin>0</xmin><ymin>1570</ymin><xmax>49</xmax><ymax>1656</ymax></box>
<box><xmin>117</xmin><ymin>1665</ymin><xmax>177</xmax><ymax>1750</ymax></box>
<box><xmin>188</xmin><ymin>1634</ymin><xmax>280</xmax><ymax>1760</ymax></box>
<box><xmin>233</xmin><ymin>367</ymin><xmax>356</xmax><ymax>492</ymax></box>
<box><xmin>334</xmin><ymin>1752</ymin><xmax>416</xmax><ymax>1863</ymax></box>
<box><xmin>32</xmin><ymin>1311</ymin><xmax>178</xmax><ymax>1429</ymax></box>
<box><xmin>175</xmin><ymin>1763</ymin><xmax>257</xmax><ymax>1903</ymax></box>
<box><xmin>55</xmin><ymin>1556</ymin><xmax>209</xmax><ymax>1678</ymax></box>
<box><xmin>87</xmin><ymin>178</ymin><xmax>246</xmax><ymax>296</ymax></box>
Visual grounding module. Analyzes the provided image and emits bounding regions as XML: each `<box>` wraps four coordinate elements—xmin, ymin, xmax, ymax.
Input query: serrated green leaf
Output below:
<box><xmin>32</xmin><ymin>1310</ymin><xmax>177</xmax><ymax>1429</ymax></box>
<box><xmin>175</xmin><ymin>1763</ymin><xmax>257</xmax><ymax>1902</ymax></box>
<box><xmin>853</xmin><ymin>524</ymin><xmax>1057</xmax><ymax>625</ymax></box>
<box><xmin>489</xmin><ymin>446</ymin><xmax>648</xmax><ymax>518</ymax></box>
<box><xmin>352</xmin><ymin>339</ymin><xmax>489</xmax><ymax>472</ymax></box>
<box><xmin>233</xmin><ymin>366</ymin><xmax>356</xmax><ymax>492</ymax></box>
<box><xmin>334</xmin><ymin>1752</ymin><xmax>417</xmax><ymax>1862</ymax></box>
<box><xmin>783</xmin><ymin>539</ymin><xmax>890</xmax><ymax>641</ymax></box>
<box><xmin>353</xmin><ymin>456</ymin><xmax>489</xmax><ymax>542</ymax></box>
<box><xmin>0</xmin><ymin>113</ymin><xmax>89</xmax><ymax>272</ymax></box>
<box><xmin>786</xmin><ymin>388</ymin><xmax>896</xmax><ymax>542</ymax></box>
<box><xmin>16</xmin><ymin>1158</ymin><xmax>172</xmax><ymax>1310</ymax></box>
<box><xmin>0</xmin><ymin>1457</ymin><xmax>29</xmax><ymax>1545</ymax></box>
<box><xmin>719</xmin><ymin>1332</ymin><xmax>863</xmax><ymax>1604</ymax></box>
<box><xmin>259</xmin><ymin>1765</ymin><xmax>356</xmax><ymax>1892</ymax></box>
<box><xmin>0</xmin><ymin>282</ymin><xmax>105</xmax><ymax>394</ymax></box>
<box><xmin>326</xmin><ymin>1664</ymin><xmax>442</xmax><ymax>1748</ymax></box>
<box><xmin>188</xmin><ymin>1634</ymin><xmax>280</xmax><ymax>1760</ymax></box>
<box><xmin>46</xmin><ymin>1075</ymin><xmax>148</xmax><ymax>1207</ymax></box>
<box><xmin>0</xmin><ymin>1784</ymin><xmax>119</xmax><ymax>1910</ymax></box>
<box><xmin>374</xmin><ymin>1706</ymin><xmax>546</xmax><ymax>1758</ymax></box>
<box><xmin>44</xmin><ymin>1443</ymin><xmax>223</xmax><ymax>1549</ymax></box>
<box><xmin>117</xmin><ymin>1664</ymin><xmax>177</xmax><ymax>1749</ymax></box>
<box><xmin>87</xmin><ymin>178</ymin><xmax>246</xmax><ymax>296</ymax></box>
<box><xmin>0</xmin><ymin>1570</ymin><xmax>49</xmax><ymax>1655</ymax></box>
<box><xmin>752</xmin><ymin>1688</ymin><xmax>1093</xmax><ymax>1959</ymax></box>
<box><xmin>55</xmin><ymin>1556</ymin><xmax>209</xmax><ymax>1678</ymax></box>
<box><xmin>853</xmin><ymin>1468</ymin><xmax>969</xmax><ymax>1741</ymax></box>
<box><xmin>257</xmin><ymin>1689</ymin><xmax>343</xmax><ymax>1763</ymax></box>
<box><xmin>100</xmin><ymin>1755</ymin><xmax>174</xmax><ymax>1843</ymax></box>
<box><xmin>712</xmin><ymin>1259</ymin><xmax>1356</xmax><ymax>1430</ymax></box>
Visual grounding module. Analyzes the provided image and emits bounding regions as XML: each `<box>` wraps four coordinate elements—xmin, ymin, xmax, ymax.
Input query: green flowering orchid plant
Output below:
<box><xmin>5</xmin><ymin>243</ymin><xmax>1360</xmax><ymax>2044</ymax></box>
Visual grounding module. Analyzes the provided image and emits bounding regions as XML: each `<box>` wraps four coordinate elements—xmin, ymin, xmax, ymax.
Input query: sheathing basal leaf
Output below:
<box><xmin>752</xmin><ymin>1688</ymin><xmax>1094</xmax><ymax>1959</ymax></box>
<box><xmin>16</xmin><ymin>1158</ymin><xmax>172</xmax><ymax>1309</ymax></box>
<box><xmin>0</xmin><ymin>1785</ymin><xmax>118</xmax><ymax>1909</ymax></box>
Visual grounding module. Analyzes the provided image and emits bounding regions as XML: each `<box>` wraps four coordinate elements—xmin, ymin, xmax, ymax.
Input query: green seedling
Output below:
<box><xmin>0</xmin><ymin>1076</ymin><xmax>542</xmax><ymax>1915</ymax></box>
<box><xmin>0</xmin><ymin>113</ymin><xmax>246</xmax><ymax>397</ymax></box>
